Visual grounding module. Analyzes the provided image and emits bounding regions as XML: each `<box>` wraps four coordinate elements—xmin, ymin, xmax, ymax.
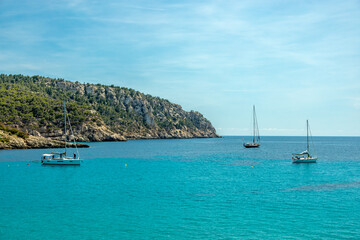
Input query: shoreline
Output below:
<box><xmin>0</xmin><ymin>135</ymin><xmax>221</xmax><ymax>150</ymax></box>
<box><xmin>0</xmin><ymin>133</ymin><xmax>90</xmax><ymax>150</ymax></box>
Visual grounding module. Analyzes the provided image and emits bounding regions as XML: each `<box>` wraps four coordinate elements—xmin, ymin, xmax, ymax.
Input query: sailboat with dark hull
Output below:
<box><xmin>243</xmin><ymin>105</ymin><xmax>260</xmax><ymax>148</ymax></box>
<box><xmin>292</xmin><ymin>120</ymin><xmax>317</xmax><ymax>163</ymax></box>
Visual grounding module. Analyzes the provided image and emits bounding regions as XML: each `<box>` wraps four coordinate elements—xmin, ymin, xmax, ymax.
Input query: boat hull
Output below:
<box><xmin>292</xmin><ymin>157</ymin><xmax>317</xmax><ymax>163</ymax></box>
<box><xmin>243</xmin><ymin>143</ymin><xmax>260</xmax><ymax>148</ymax></box>
<box><xmin>41</xmin><ymin>159</ymin><xmax>81</xmax><ymax>165</ymax></box>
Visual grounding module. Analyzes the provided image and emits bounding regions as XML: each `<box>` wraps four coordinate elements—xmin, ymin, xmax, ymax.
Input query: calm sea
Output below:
<box><xmin>0</xmin><ymin>136</ymin><xmax>360</xmax><ymax>239</ymax></box>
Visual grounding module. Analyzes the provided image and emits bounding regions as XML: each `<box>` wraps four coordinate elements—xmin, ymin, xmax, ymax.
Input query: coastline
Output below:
<box><xmin>0</xmin><ymin>133</ymin><xmax>89</xmax><ymax>150</ymax></box>
<box><xmin>0</xmin><ymin>133</ymin><xmax>221</xmax><ymax>150</ymax></box>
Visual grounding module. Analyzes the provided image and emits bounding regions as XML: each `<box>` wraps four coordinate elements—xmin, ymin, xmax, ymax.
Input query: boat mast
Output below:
<box><xmin>253</xmin><ymin>105</ymin><xmax>255</xmax><ymax>144</ymax></box>
<box><xmin>306</xmin><ymin>120</ymin><xmax>309</xmax><ymax>153</ymax></box>
<box><xmin>64</xmin><ymin>100</ymin><xmax>67</xmax><ymax>155</ymax></box>
<box><xmin>256</xmin><ymin>109</ymin><xmax>260</xmax><ymax>143</ymax></box>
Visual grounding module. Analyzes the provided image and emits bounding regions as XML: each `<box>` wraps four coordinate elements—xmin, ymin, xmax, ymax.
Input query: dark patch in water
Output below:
<box><xmin>227</xmin><ymin>160</ymin><xmax>260</xmax><ymax>166</ymax></box>
<box><xmin>193</xmin><ymin>193</ymin><xmax>215</xmax><ymax>197</ymax></box>
<box><xmin>288</xmin><ymin>181</ymin><xmax>360</xmax><ymax>191</ymax></box>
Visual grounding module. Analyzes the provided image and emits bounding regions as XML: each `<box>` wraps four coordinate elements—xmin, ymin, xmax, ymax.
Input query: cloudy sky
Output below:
<box><xmin>0</xmin><ymin>0</ymin><xmax>359</xmax><ymax>136</ymax></box>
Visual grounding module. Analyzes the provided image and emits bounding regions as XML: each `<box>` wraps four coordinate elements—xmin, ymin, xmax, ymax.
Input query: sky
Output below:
<box><xmin>0</xmin><ymin>0</ymin><xmax>359</xmax><ymax>136</ymax></box>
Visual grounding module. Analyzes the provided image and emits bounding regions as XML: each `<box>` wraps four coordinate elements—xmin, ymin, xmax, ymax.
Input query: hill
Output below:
<box><xmin>0</xmin><ymin>74</ymin><xmax>219</xmax><ymax>142</ymax></box>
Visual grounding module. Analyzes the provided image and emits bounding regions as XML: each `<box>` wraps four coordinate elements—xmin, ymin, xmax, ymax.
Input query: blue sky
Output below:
<box><xmin>0</xmin><ymin>0</ymin><xmax>359</xmax><ymax>136</ymax></box>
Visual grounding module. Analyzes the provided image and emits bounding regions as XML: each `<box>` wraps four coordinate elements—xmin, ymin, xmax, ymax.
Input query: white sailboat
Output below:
<box><xmin>292</xmin><ymin>120</ymin><xmax>317</xmax><ymax>163</ymax></box>
<box><xmin>243</xmin><ymin>105</ymin><xmax>260</xmax><ymax>148</ymax></box>
<box><xmin>41</xmin><ymin>101</ymin><xmax>81</xmax><ymax>165</ymax></box>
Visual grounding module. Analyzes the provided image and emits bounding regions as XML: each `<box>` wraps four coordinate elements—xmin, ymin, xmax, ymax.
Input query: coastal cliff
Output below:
<box><xmin>0</xmin><ymin>74</ymin><xmax>219</xmax><ymax>146</ymax></box>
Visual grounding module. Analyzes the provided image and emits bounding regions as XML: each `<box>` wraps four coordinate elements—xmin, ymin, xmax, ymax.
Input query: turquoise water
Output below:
<box><xmin>1</xmin><ymin>136</ymin><xmax>360</xmax><ymax>239</ymax></box>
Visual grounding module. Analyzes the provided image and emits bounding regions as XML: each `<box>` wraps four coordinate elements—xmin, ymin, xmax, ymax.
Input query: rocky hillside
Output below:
<box><xmin>0</xmin><ymin>74</ymin><xmax>220</xmax><ymax>142</ymax></box>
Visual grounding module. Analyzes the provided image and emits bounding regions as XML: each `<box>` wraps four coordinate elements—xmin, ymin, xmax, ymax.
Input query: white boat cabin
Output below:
<box><xmin>41</xmin><ymin>152</ymin><xmax>80</xmax><ymax>165</ymax></box>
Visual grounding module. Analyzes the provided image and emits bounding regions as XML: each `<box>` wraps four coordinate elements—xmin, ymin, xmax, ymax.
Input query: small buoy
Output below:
<box><xmin>251</xmin><ymin>166</ymin><xmax>253</xmax><ymax>168</ymax></box>
<box><xmin>125</xmin><ymin>164</ymin><xmax>127</xmax><ymax>167</ymax></box>
<box><xmin>27</xmin><ymin>163</ymin><xmax>29</xmax><ymax>165</ymax></box>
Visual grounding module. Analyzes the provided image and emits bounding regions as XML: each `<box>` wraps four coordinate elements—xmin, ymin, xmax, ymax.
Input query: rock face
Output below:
<box><xmin>0</xmin><ymin>74</ymin><xmax>221</xmax><ymax>142</ymax></box>
<box><xmin>0</xmin><ymin>130</ymin><xmax>89</xmax><ymax>150</ymax></box>
<box><xmin>74</xmin><ymin>123</ymin><xmax>126</xmax><ymax>142</ymax></box>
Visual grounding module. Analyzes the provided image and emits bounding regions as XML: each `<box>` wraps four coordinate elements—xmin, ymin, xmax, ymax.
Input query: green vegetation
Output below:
<box><xmin>0</xmin><ymin>122</ymin><xmax>29</xmax><ymax>139</ymax></box>
<box><xmin>0</xmin><ymin>84</ymin><xmax>97</xmax><ymax>129</ymax></box>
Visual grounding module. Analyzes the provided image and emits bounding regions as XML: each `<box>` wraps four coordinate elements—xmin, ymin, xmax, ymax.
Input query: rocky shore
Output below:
<box><xmin>0</xmin><ymin>130</ymin><xmax>89</xmax><ymax>150</ymax></box>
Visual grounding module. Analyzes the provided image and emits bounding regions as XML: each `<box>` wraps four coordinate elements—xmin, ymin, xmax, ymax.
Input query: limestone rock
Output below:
<box><xmin>0</xmin><ymin>130</ymin><xmax>89</xmax><ymax>150</ymax></box>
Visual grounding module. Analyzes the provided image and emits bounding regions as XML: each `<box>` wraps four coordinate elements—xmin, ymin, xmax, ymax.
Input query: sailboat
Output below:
<box><xmin>243</xmin><ymin>105</ymin><xmax>260</xmax><ymax>148</ymax></box>
<box><xmin>292</xmin><ymin>120</ymin><xmax>317</xmax><ymax>163</ymax></box>
<box><xmin>41</xmin><ymin>101</ymin><xmax>81</xmax><ymax>165</ymax></box>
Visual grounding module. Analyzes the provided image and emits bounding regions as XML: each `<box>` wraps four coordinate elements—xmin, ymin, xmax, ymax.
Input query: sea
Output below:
<box><xmin>0</xmin><ymin>136</ymin><xmax>359</xmax><ymax>240</ymax></box>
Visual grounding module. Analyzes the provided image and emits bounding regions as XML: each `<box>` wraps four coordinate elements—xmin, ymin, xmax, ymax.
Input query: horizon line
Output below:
<box><xmin>221</xmin><ymin>135</ymin><xmax>360</xmax><ymax>137</ymax></box>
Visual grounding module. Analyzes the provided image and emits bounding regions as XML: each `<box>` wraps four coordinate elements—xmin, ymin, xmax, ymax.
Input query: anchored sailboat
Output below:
<box><xmin>41</xmin><ymin>101</ymin><xmax>81</xmax><ymax>165</ymax></box>
<box><xmin>243</xmin><ymin>105</ymin><xmax>260</xmax><ymax>148</ymax></box>
<box><xmin>292</xmin><ymin>120</ymin><xmax>317</xmax><ymax>163</ymax></box>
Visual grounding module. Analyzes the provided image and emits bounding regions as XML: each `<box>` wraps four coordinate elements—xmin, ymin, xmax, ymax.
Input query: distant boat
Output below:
<box><xmin>243</xmin><ymin>105</ymin><xmax>260</xmax><ymax>148</ymax></box>
<box><xmin>41</xmin><ymin>101</ymin><xmax>81</xmax><ymax>165</ymax></box>
<box><xmin>292</xmin><ymin>120</ymin><xmax>317</xmax><ymax>163</ymax></box>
